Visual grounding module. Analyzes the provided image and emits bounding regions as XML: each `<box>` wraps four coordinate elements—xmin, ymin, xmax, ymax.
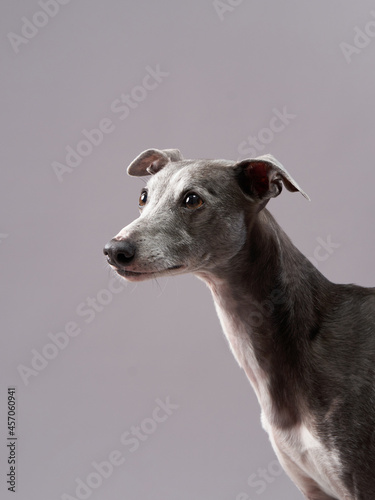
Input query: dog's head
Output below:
<box><xmin>103</xmin><ymin>148</ymin><xmax>309</xmax><ymax>281</ymax></box>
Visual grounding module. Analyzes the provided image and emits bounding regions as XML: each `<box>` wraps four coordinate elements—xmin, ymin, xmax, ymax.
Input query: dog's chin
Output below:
<box><xmin>114</xmin><ymin>265</ymin><xmax>185</xmax><ymax>282</ymax></box>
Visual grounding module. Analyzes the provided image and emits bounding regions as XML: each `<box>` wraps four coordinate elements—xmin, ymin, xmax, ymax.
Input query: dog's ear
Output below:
<box><xmin>127</xmin><ymin>148</ymin><xmax>183</xmax><ymax>176</ymax></box>
<box><xmin>235</xmin><ymin>154</ymin><xmax>310</xmax><ymax>207</ymax></box>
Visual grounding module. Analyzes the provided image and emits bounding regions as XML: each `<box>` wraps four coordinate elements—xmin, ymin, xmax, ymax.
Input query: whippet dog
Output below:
<box><xmin>104</xmin><ymin>149</ymin><xmax>375</xmax><ymax>500</ymax></box>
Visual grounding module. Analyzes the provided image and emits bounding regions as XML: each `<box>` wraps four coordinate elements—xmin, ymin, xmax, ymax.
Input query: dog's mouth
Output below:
<box><xmin>114</xmin><ymin>265</ymin><xmax>184</xmax><ymax>281</ymax></box>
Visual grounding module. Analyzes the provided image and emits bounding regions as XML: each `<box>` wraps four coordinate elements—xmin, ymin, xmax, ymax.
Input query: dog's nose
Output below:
<box><xmin>103</xmin><ymin>239</ymin><xmax>136</xmax><ymax>267</ymax></box>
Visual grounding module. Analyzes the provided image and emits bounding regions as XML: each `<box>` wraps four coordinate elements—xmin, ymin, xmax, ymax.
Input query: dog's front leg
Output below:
<box><xmin>304</xmin><ymin>492</ymin><xmax>338</xmax><ymax>500</ymax></box>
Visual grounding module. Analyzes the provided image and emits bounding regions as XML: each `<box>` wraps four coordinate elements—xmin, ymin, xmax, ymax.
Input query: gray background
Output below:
<box><xmin>1</xmin><ymin>1</ymin><xmax>375</xmax><ymax>499</ymax></box>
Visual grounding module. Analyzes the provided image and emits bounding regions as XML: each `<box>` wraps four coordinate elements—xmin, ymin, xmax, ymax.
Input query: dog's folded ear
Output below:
<box><xmin>127</xmin><ymin>148</ymin><xmax>183</xmax><ymax>176</ymax></box>
<box><xmin>235</xmin><ymin>154</ymin><xmax>310</xmax><ymax>206</ymax></box>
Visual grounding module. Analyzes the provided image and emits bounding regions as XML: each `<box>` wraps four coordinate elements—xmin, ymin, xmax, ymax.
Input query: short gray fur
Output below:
<box><xmin>104</xmin><ymin>149</ymin><xmax>375</xmax><ymax>500</ymax></box>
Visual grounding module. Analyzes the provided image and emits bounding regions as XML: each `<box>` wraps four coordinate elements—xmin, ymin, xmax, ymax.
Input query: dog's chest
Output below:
<box><xmin>263</xmin><ymin>415</ymin><xmax>347</xmax><ymax>498</ymax></box>
<box><xmin>213</xmin><ymin>298</ymin><xmax>348</xmax><ymax>498</ymax></box>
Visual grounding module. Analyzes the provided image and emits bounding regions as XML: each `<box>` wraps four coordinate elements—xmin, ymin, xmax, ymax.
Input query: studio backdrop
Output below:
<box><xmin>1</xmin><ymin>1</ymin><xmax>375</xmax><ymax>499</ymax></box>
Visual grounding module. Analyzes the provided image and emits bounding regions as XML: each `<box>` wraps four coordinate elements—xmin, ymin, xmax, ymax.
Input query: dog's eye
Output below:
<box><xmin>183</xmin><ymin>193</ymin><xmax>204</xmax><ymax>209</ymax></box>
<box><xmin>139</xmin><ymin>190</ymin><xmax>147</xmax><ymax>207</ymax></box>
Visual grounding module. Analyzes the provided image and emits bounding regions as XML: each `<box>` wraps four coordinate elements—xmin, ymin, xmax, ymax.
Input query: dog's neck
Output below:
<box><xmin>196</xmin><ymin>209</ymin><xmax>332</xmax><ymax>429</ymax></box>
